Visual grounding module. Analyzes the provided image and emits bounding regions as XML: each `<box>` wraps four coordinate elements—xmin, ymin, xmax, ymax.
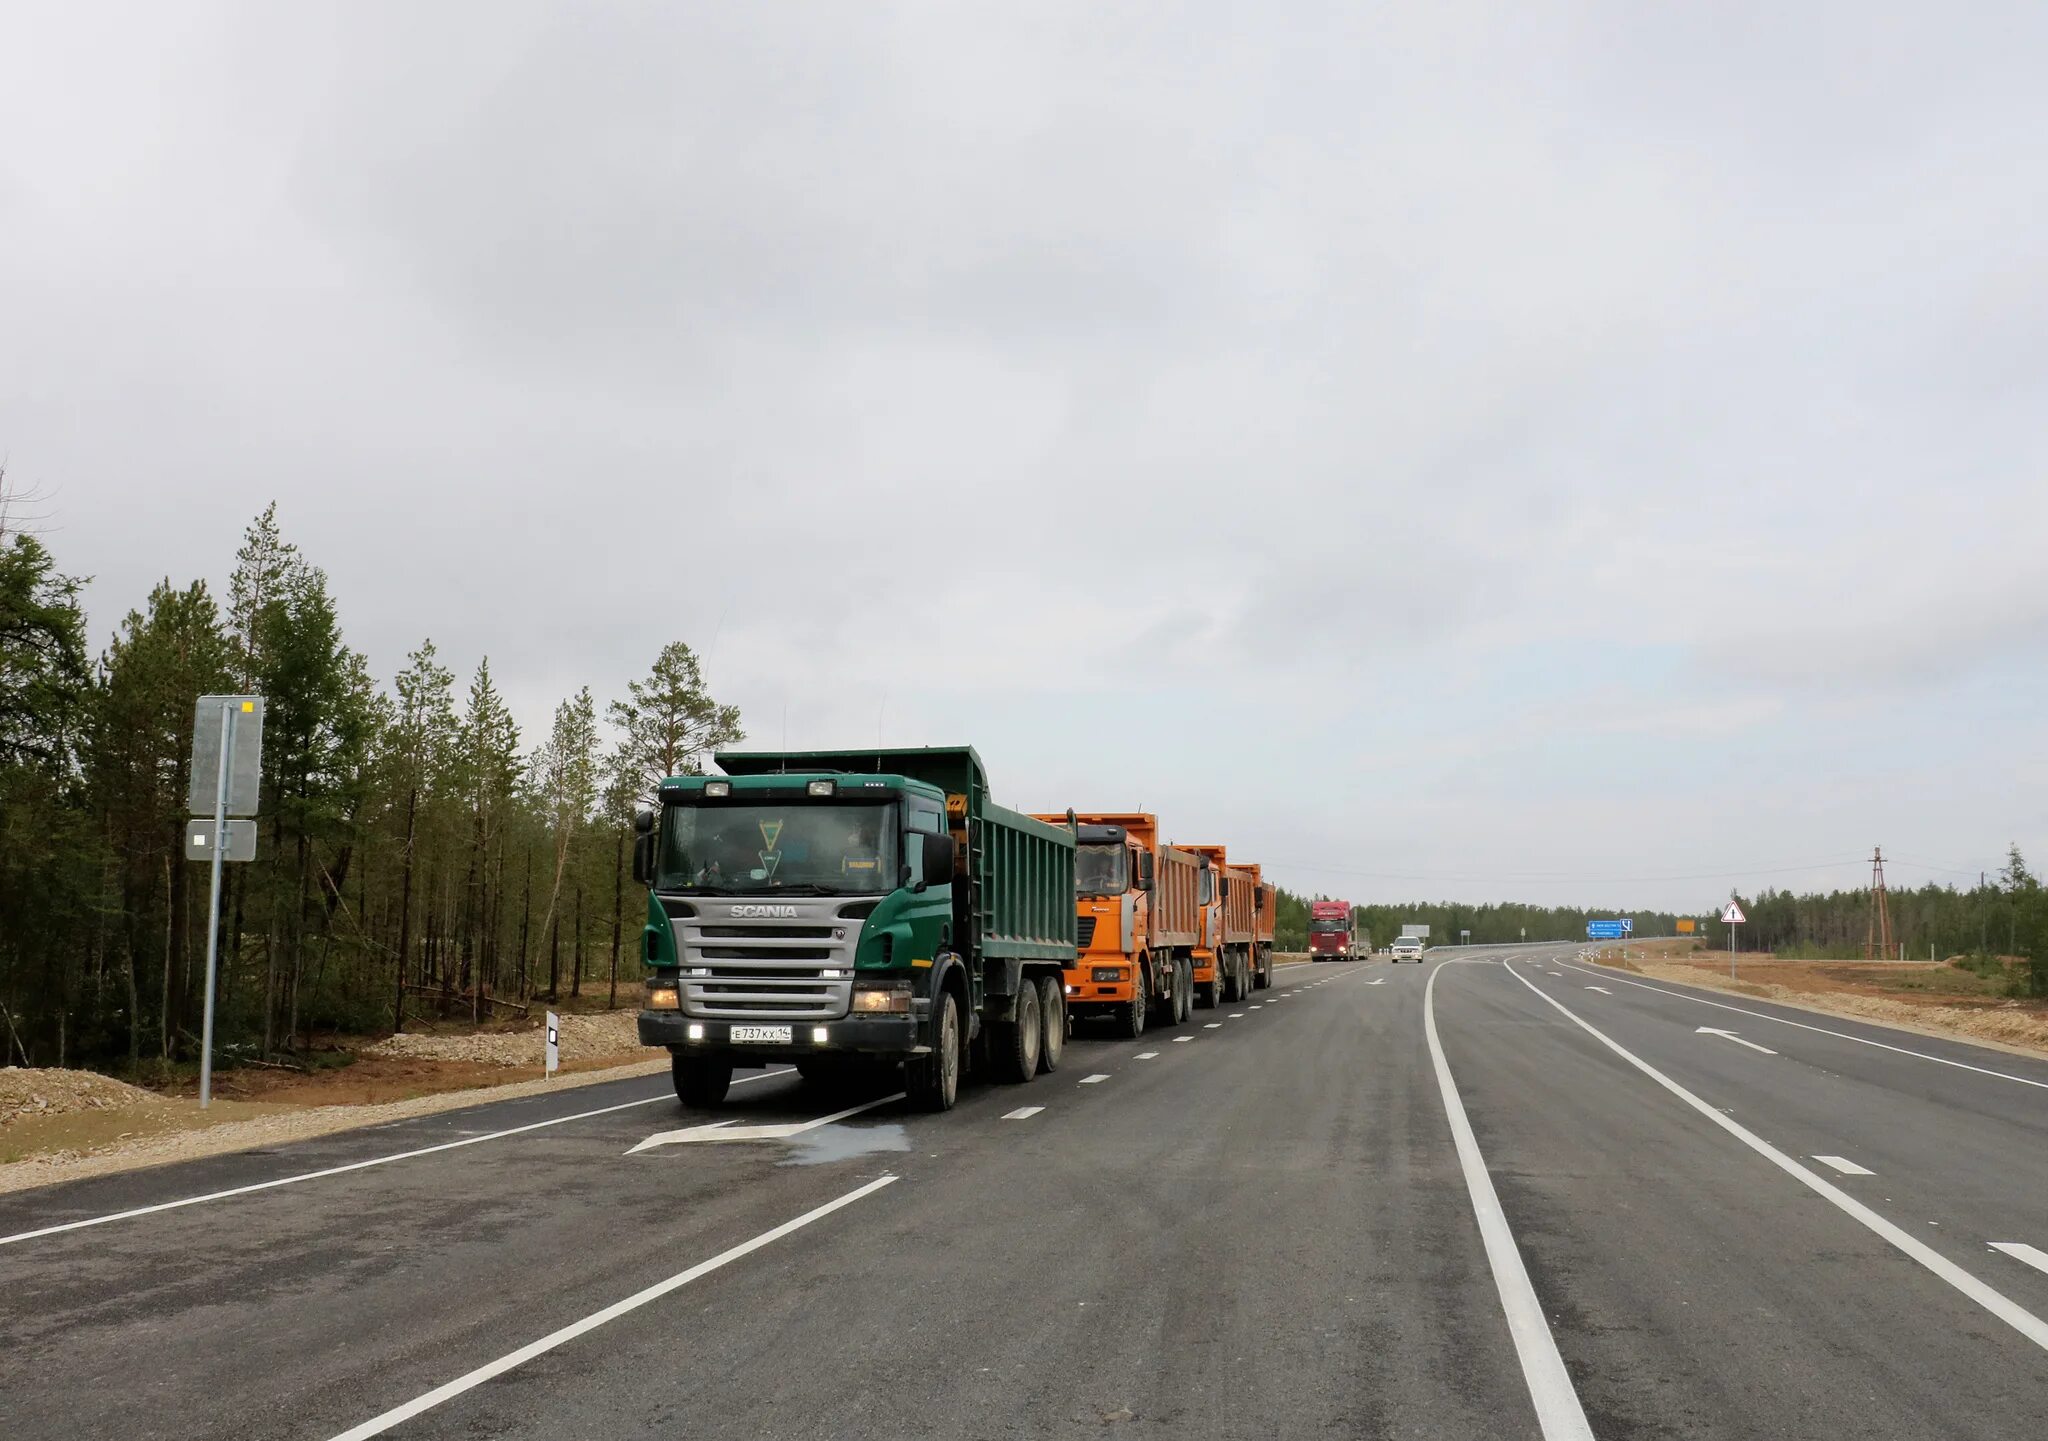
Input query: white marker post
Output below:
<box><xmin>545</xmin><ymin>1012</ymin><xmax>560</xmax><ymax>1079</ymax></box>
<box><xmin>1721</xmin><ymin>899</ymin><xmax>1747</xmax><ymax>979</ymax></box>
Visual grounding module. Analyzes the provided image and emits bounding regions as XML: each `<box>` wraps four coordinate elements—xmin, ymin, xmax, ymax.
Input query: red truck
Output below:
<box><xmin>1308</xmin><ymin>900</ymin><xmax>1359</xmax><ymax>962</ymax></box>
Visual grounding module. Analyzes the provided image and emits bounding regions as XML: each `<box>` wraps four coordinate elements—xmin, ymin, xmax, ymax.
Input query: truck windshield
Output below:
<box><xmin>1074</xmin><ymin>844</ymin><xmax>1128</xmax><ymax>897</ymax></box>
<box><xmin>1310</xmin><ymin>919</ymin><xmax>1349</xmax><ymax>932</ymax></box>
<box><xmin>656</xmin><ymin>802</ymin><xmax>898</xmax><ymax>894</ymax></box>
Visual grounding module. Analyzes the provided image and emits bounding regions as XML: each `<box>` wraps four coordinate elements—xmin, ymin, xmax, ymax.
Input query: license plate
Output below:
<box><xmin>731</xmin><ymin>1024</ymin><xmax>792</xmax><ymax>1044</ymax></box>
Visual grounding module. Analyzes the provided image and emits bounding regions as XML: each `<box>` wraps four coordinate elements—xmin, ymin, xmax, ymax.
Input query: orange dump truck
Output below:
<box><xmin>1032</xmin><ymin>812</ymin><xmax>1200</xmax><ymax>1038</ymax></box>
<box><xmin>1181</xmin><ymin>843</ymin><xmax>1257</xmax><ymax>1005</ymax></box>
<box><xmin>1243</xmin><ymin>862</ymin><xmax>1278</xmax><ymax>991</ymax></box>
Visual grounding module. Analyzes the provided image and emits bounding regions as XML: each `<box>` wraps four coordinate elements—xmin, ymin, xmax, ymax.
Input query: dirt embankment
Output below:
<box><xmin>1586</xmin><ymin>942</ymin><xmax>2048</xmax><ymax>1061</ymax></box>
<box><xmin>0</xmin><ymin>1006</ymin><xmax>665</xmax><ymax>1194</ymax></box>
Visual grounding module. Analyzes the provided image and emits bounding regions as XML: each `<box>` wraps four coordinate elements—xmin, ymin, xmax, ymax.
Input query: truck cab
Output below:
<box><xmin>1308</xmin><ymin>900</ymin><xmax>1356</xmax><ymax>961</ymax></box>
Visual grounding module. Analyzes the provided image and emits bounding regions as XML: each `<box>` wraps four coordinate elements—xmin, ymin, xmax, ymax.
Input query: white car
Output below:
<box><xmin>1390</xmin><ymin>937</ymin><xmax>1426</xmax><ymax>963</ymax></box>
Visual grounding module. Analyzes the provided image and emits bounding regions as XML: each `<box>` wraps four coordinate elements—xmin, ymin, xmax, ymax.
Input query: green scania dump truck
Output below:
<box><xmin>633</xmin><ymin>746</ymin><xmax>1076</xmax><ymax>1111</ymax></box>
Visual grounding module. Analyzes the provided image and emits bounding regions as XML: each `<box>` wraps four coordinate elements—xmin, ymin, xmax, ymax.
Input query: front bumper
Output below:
<box><xmin>639</xmin><ymin>1010</ymin><xmax>924</xmax><ymax>1062</ymax></box>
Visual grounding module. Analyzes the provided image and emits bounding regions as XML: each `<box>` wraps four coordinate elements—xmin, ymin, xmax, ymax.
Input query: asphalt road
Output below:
<box><xmin>5</xmin><ymin>948</ymin><xmax>2047</xmax><ymax>1439</ymax></box>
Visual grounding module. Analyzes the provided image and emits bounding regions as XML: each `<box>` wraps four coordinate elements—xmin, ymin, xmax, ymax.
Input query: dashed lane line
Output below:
<box><xmin>1079</xmin><ymin>1074</ymin><xmax>1111</xmax><ymax>1085</ymax></box>
<box><xmin>1813</xmin><ymin>1155</ymin><xmax>1874</xmax><ymax>1175</ymax></box>
<box><xmin>1992</xmin><ymin>1243</ymin><xmax>2048</xmax><ymax>1278</ymax></box>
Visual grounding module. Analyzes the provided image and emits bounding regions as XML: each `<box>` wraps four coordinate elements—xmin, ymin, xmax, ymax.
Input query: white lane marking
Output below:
<box><xmin>1548</xmin><ymin>972</ymin><xmax>1564</xmax><ymax>977</ymax></box>
<box><xmin>1002</xmin><ymin>1106</ymin><xmax>1044</xmax><ymax>1120</ymax></box>
<box><xmin>1366</xmin><ymin>978</ymin><xmax>1386</xmax><ymax>985</ymax></box>
<box><xmin>0</xmin><ymin>1069</ymin><xmax>790</xmax><ymax>1250</ymax></box>
<box><xmin>1229</xmin><ymin>1011</ymin><xmax>1246</xmax><ymax>1018</ymax></box>
<box><xmin>1696</xmin><ymin>1027</ymin><xmax>1778</xmax><ymax>1055</ymax></box>
<box><xmin>1992</xmin><ymin>1243</ymin><xmax>2048</xmax><ymax>1277</ymax></box>
<box><xmin>1134</xmin><ymin>1051</ymin><xmax>1159</xmax><ymax>1060</ymax></box>
<box><xmin>324</xmin><ymin>1174</ymin><xmax>897</xmax><ymax>1440</ymax></box>
<box><xmin>1173</xmin><ymin>1035</ymin><xmax>1194</xmax><ymax>1042</ymax></box>
<box><xmin>1502</xmin><ymin>964</ymin><xmax>2048</xmax><ymax>1355</ymax></box>
<box><xmin>1813</xmin><ymin>1155</ymin><xmax>1874</xmax><ymax>1176</ymax></box>
<box><xmin>1203</xmin><ymin>1023</ymin><xmax>1223</xmax><ymax>1029</ymax></box>
<box><xmin>1562</xmin><ymin>963</ymin><xmax>2048</xmax><ymax>1091</ymax></box>
<box><xmin>627</xmin><ymin>1092</ymin><xmax>903</xmax><ymax>1153</ymax></box>
<box><xmin>1424</xmin><ymin>965</ymin><xmax>1595</xmax><ymax>1440</ymax></box>
<box><xmin>1249</xmin><ymin>1004</ymin><xmax>1263</xmax><ymax>1009</ymax></box>
<box><xmin>1079</xmin><ymin>1074</ymin><xmax>1110</xmax><ymax>1085</ymax></box>
<box><xmin>1584</xmin><ymin>986</ymin><xmax>1611</xmax><ymax>995</ymax></box>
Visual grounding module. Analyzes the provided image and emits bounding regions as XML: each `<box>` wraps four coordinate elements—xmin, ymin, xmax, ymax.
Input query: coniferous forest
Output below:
<box><xmin>1</xmin><ymin>487</ymin><xmax>741</xmax><ymax>1073</ymax></box>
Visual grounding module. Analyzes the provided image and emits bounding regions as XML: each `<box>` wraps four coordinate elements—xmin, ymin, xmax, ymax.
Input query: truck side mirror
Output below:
<box><xmin>1138</xmin><ymin>851</ymin><xmax>1155</xmax><ymax>890</ymax></box>
<box><xmin>918</xmin><ymin>832</ymin><xmax>956</xmax><ymax>891</ymax></box>
<box><xmin>631</xmin><ymin>806</ymin><xmax>657</xmax><ymax>886</ymax></box>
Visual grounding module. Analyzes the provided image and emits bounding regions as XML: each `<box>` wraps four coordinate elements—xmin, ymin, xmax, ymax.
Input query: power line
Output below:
<box><xmin>1266</xmin><ymin>858</ymin><xmax>1865</xmax><ymax>886</ymax></box>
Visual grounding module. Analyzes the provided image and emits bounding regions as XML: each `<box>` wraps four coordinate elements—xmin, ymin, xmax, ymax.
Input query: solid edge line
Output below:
<box><xmin>323</xmin><ymin>1174</ymin><xmax>898</xmax><ymax>1441</ymax></box>
<box><xmin>1</xmin><ymin>1068</ymin><xmax>793</xmax><ymax>1248</ymax></box>
<box><xmin>1424</xmin><ymin>964</ymin><xmax>1596</xmax><ymax>1441</ymax></box>
<box><xmin>1561</xmin><ymin>962</ymin><xmax>2048</xmax><ymax>1091</ymax></box>
<box><xmin>1502</xmin><ymin>963</ymin><xmax>2048</xmax><ymax>1353</ymax></box>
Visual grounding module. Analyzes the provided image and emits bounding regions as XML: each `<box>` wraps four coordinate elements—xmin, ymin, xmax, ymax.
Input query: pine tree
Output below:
<box><xmin>607</xmin><ymin>641</ymin><xmax>744</xmax><ymax>801</ymax></box>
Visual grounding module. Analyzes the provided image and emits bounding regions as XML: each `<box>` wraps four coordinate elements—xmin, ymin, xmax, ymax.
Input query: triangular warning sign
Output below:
<box><xmin>1721</xmin><ymin>901</ymin><xmax>1746</xmax><ymax>924</ymax></box>
<box><xmin>758</xmin><ymin>819</ymin><xmax>783</xmax><ymax>850</ymax></box>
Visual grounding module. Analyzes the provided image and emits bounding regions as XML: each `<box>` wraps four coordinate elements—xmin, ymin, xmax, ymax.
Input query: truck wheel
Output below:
<box><xmin>1222</xmin><ymin>959</ymin><xmax>1240</xmax><ymax>1003</ymax></box>
<box><xmin>1198</xmin><ymin>973</ymin><xmax>1221</xmax><ymax>1009</ymax></box>
<box><xmin>906</xmin><ymin>991</ymin><xmax>960</xmax><ymax>1111</ymax></box>
<box><xmin>1117</xmin><ymin>972</ymin><xmax>1148</xmax><ymax>1039</ymax></box>
<box><xmin>672</xmin><ymin>1054</ymin><xmax>731</xmax><ymax>1108</ymax></box>
<box><xmin>1175</xmin><ymin>961</ymin><xmax>1193</xmax><ymax>1024</ymax></box>
<box><xmin>1036</xmin><ymin>975</ymin><xmax>1065</xmax><ymax>1075</ymax></box>
<box><xmin>994</xmin><ymin>982</ymin><xmax>1042</xmax><ymax>1083</ymax></box>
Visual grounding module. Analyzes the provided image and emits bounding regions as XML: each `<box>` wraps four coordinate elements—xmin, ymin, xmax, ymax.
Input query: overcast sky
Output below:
<box><xmin>4</xmin><ymin>3</ymin><xmax>2044</xmax><ymax>912</ymax></box>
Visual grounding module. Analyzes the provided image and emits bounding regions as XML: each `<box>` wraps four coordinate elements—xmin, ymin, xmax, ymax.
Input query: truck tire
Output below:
<box><xmin>1198</xmin><ymin>971</ymin><xmax>1222</xmax><ymax>1009</ymax></box>
<box><xmin>672</xmin><ymin>1054</ymin><xmax>731</xmax><ymax>1108</ymax></box>
<box><xmin>1175</xmin><ymin>960</ymin><xmax>1193</xmax><ymax>1024</ymax></box>
<box><xmin>1035</xmin><ymin>975</ymin><xmax>1065</xmax><ymax>1075</ymax></box>
<box><xmin>1148</xmin><ymin>954</ymin><xmax>1178</xmax><ymax>1029</ymax></box>
<box><xmin>1116</xmin><ymin>970</ymin><xmax>1148</xmax><ymax>1039</ymax></box>
<box><xmin>993</xmin><ymin>982</ymin><xmax>1042</xmax><ymax>1083</ymax></box>
<box><xmin>1223</xmin><ymin>957</ymin><xmax>1242</xmax><ymax>1003</ymax></box>
<box><xmin>906</xmin><ymin>991</ymin><xmax>960</xmax><ymax>1111</ymax></box>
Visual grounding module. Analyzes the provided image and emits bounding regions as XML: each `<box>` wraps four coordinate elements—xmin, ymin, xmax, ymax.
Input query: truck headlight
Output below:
<box><xmin>1091</xmin><ymin>967</ymin><xmax>1125</xmax><ymax>983</ymax></box>
<box><xmin>646</xmin><ymin>985</ymin><xmax>680</xmax><ymax>1010</ymax></box>
<box><xmin>852</xmin><ymin>981</ymin><xmax>912</xmax><ymax>1013</ymax></box>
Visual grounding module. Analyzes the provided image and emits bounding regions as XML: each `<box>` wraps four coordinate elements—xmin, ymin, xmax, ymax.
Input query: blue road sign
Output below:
<box><xmin>1587</xmin><ymin>920</ymin><xmax>1627</xmax><ymax>940</ymax></box>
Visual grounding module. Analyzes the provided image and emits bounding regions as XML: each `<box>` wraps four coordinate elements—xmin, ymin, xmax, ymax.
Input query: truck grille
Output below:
<box><xmin>1076</xmin><ymin>915</ymin><xmax>1097</xmax><ymax>949</ymax></box>
<box><xmin>665</xmin><ymin>898</ymin><xmax>861</xmax><ymax>1021</ymax></box>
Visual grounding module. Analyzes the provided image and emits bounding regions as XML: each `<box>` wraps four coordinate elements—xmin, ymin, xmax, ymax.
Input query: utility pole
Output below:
<box><xmin>1864</xmin><ymin>847</ymin><xmax>1894</xmax><ymax>961</ymax></box>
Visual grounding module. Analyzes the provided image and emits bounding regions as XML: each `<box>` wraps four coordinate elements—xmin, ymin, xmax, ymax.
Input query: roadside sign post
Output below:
<box><xmin>1721</xmin><ymin>900</ymin><xmax>1747</xmax><ymax>979</ymax></box>
<box><xmin>189</xmin><ymin>695</ymin><xmax>264</xmax><ymax>1109</ymax></box>
<box><xmin>545</xmin><ymin>1012</ymin><xmax>560</xmax><ymax>1078</ymax></box>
